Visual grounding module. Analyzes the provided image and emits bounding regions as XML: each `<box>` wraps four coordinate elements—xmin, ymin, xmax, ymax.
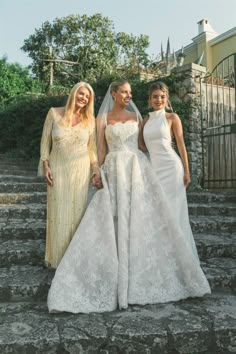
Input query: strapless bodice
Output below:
<box><xmin>105</xmin><ymin>121</ymin><xmax>139</xmax><ymax>153</ymax></box>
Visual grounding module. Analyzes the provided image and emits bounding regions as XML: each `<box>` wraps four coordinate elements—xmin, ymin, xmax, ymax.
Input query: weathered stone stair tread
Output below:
<box><xmin>0</xmin><ymin>169</ymin><xmax>37</xmax><ymax>176</ymax></box>
<box><xmin>0</xmin><ymin>175</ymin><xmax>42</xmax><ymax>182</ymax></box>
<box><xmin>0</xmin><ymin>161</ymin><xmax>36</xmax><ymax>167</ymax></box>
<box><xmin>0</xmin><ymin>259</ymin><xmax>235</xmax><ymax>302</ymax></box>
<box><xmin>0</xmin><ymin>203</ymin><xmax>46</xmax><ymax>218</ymax></box>
<box><xmin>0</xmin><ymin>182</ymin><xmax>46</xmax><ymax>193</ymax></box>
<box><xmin>0</xmin><ymin>265</ymin><xmax>53</xmax><ymax>302</ymax></box>
<box><xmin>1</xmin><ymin>215</ymin><xmax>235</xmax><ymax>242</ymax></box>
<box><xmin>195</xmin><ymin>233</ymin><xmax>236</xmax><ymax>258</ymax></box>
<box><xmin>0</xmin><ymin>239</ymin><xmax>45</xmax><ymax>266</ymax></box>
<box><xmin>0</xmin><ymin>218</ymin><xmax>45</xmax><ymax>240</ymax></box>
<box><xmin>0</xmin><ymin>162</ymin><xmax>36</xmax><ymax>168</ymax></box>
<box><xmin>1</xmin><ymin>234</ymin><xmax>235</xmax><ymax>267</ymax></box>
<box><xmin>190</xmin><ymin>215</ymin><xmax>236</xmax><ymax>233</ymax></box>
<box><xmin>187</xmin><ymin>191</ymin><xmax>236</xmax><ymax>204</ymax></box>
<box><xmin>1</xmin><ymin>202</ymin><xmax>235</xmax><ymax>219</ymax></box>
<box><xmin>0</xmin><ymin>192</ymin><xmax>46</xmax><ymax>204</ymax></box>
<box><xmin>201</xmin><ymin>257</ymin><xmax>236</xmax><ymax>292</ymax></box>
<box><xmin>0</xmin><ymin>293</ymin><xmax>235</xmax><ymax>353</ymax></box>
<box><xmin>188</xmin><ymin>202</ymin><xmax>236</xmax><ymax>216</ymax></box>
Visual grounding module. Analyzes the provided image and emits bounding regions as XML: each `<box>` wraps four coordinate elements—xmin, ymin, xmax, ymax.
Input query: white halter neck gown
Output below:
<box><xmin>143</xmin><ymin>108</ymin><xmax>198</xmax><ymax>258</ymax></box>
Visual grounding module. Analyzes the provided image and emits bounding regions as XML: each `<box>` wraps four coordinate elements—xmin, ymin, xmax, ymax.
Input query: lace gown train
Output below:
<box><xmin>47</xmin><ymin>120</ymin><xmax>211</xmax><ymax>314</ymax></box>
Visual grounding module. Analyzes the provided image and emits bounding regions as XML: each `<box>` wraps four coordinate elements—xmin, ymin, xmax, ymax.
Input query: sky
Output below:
<box><xmin>0</xmin><ymin>0</ymin><xmax>236</xmax><ymax>67</ymax></box>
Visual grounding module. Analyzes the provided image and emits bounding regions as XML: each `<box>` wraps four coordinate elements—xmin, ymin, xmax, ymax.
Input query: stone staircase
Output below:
<box><xmin>0</xmin><ymin>154</ymin><xmax>235</xmax><ymax>354</ymax></box>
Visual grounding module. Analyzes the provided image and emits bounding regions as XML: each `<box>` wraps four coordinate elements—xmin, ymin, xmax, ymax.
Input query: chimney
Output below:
<box><xmin>198</xmin><ymin>19</ymin><xmax>216</xmax><ymax>34</ymax></box>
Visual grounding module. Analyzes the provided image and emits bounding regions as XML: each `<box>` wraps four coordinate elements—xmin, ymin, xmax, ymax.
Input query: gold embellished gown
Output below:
<box><xmin>38</xmin><ymin>108</ymin><xmax>98</xmax><ymax>268</ymax></box>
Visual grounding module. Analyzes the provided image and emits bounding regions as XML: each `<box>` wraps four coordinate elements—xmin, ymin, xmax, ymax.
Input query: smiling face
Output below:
<box><xmin>74</xmin><ymin>86</ymin><xmax>91</xmax><ymax>110</ymax></box>
<box><xmin>112</xmin><ymin>82</ymin><xmax>132</xmax><ymax>107</ymax></box>
<box><xmin>149</xmin><ymin>89</ymin><xmax>168</xmax><ymax>111</ymax></box>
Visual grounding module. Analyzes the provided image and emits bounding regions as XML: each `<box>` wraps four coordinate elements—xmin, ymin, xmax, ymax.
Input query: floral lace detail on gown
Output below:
<box><xmin>47</xmin><ymin>121</ymin><xmax>211</xmax><ymax>314</ymax></box>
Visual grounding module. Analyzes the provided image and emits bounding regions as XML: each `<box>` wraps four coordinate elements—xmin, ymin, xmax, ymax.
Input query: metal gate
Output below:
<box><xmin>200</xmin><ymin>53</ymin><xmax>236</xmax><ymax>189</ymax></box>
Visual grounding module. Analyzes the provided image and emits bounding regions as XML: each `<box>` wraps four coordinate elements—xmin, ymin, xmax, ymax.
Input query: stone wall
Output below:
<box><xmin>171</xmin><ymin>63</ymin><xmax>207</xmax><ymax>189</ymax></box>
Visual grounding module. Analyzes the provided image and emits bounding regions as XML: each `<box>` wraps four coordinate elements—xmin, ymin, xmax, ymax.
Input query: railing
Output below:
<box><xmin>200</xmin><ymin>53</ymin><xmax>236</xmax><ymax>189</ymax></box>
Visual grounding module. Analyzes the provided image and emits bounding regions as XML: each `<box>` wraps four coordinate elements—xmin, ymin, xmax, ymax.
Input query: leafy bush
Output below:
<box><xmin>0</xmin><ymin>74</ymin><xmax>191</xmax><ymax>159</ymax></box>
<box><xmin>0</xmin><ymin>94</ymin><xmax>66</xmax><ymax>158</ymax></box>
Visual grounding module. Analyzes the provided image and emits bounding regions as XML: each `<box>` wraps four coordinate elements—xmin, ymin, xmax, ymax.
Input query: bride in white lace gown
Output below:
<box><xmin>47</xmin><ymin>80</ymin><xmax>210</xmax><ymax>314</ymax></box>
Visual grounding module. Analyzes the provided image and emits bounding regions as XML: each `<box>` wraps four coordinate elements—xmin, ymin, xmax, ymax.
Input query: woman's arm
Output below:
<box><xmin>87</xmin><ymin>119</ymin><xmax>102</xmax><ymax>188</ymax></box>
<box><xmin>138</xmin><ymin>117</ymin><xmax>148</xmax><ymax>152</ymax></box>
<box><xmin>96</xmin><ymin>115</ymin><xmax>107</xmax><ymax>167</ymax></box>
<box><xmin>171</xmin><ymin>113</ymin><xmax>190</xmax><ymax>187</ymax></box>
<box><xmin>39</xmin><ymin>108</ymin><xmax>54</xmax><ymax>186</ymax></box>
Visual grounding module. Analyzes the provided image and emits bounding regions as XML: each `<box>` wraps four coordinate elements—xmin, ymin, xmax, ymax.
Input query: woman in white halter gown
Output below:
<box><xmin>143</xmin><ymin>81</ymin><xmax>199</xmax><ymax>258</ymax></box>
<box><xmin>47</xmin><ymin>80</ymin><xmax>210</xmax><ymax>314</ymax></box>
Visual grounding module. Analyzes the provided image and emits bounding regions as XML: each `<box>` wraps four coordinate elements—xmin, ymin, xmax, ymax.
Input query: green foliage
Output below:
<box><xmin>0</xmin><ymin>94</ymin><xmax>66</xmax><ymax>157</ymax></box>
<box><xmin>0</xmin><ymin>72</ymin><xmax>193</xmax><ymax>159</ymax></box>
<box><xmin>116</xmin><ymin>32</ymin><xmax>150</xmax><ymax>71</ymax></box>
<box><xmin>21</xmin><ymin>13</ymin><xmax>152</xmax><ymax>88</ymax></box>
<box><xmin>0</xmin><ymin>57</ymin><xmax>42</xmax><ymax>106</ymax></box>
<box><xmin>21</xmin><ymin>14</ymin><xmax>118</xmax><ymax>87</ymax></box>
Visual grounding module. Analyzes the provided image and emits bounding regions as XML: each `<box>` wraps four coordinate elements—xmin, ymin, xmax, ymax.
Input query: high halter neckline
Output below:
<box><xmin>149</xmin><ymin>108</ymin><xmax>165</xmax><ymax>118</ymax></box>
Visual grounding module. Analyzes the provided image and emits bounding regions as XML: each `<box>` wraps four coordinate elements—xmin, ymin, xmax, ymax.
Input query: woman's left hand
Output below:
<box><xmin>92</xmin><ymin>173</ymin><xmax>103</xmax><ymax>189</ymax></box>
<box><xmin>184</xmin><ymin>173</ymin><xmax>191</xmax><ymax>188</ymax></box>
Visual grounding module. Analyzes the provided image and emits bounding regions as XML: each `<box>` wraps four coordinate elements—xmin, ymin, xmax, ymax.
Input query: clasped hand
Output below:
<box><xmin>92</xmin><ymin>173</ymin><xmax>103</xmax><ymax>189</ymax></box>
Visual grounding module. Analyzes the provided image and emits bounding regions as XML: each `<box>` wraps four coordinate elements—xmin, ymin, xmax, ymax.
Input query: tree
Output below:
<box><xmin>0</xmin><ymin>57</ymin><xmax>41</xmax><ymax>106</ymax></box>
<box><xmin>21</xmin><ymin>13</ymin><xmax>152</xmax><ymax>88</ymax></box>
<box><xmin>21</xmin><ymin>13</ymin><xmax>118</xmax><ymax>87</ymax></box>
<box><xmin>116</xmin><ymin>32</ymin><xmax>150</xmax><ymax>74</ymax></box>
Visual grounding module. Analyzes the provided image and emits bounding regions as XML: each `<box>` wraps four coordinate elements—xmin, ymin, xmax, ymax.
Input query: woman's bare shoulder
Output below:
<box><xmin>166</xmin><ymin>111</ymin><xmax>180</xmax><ymax>121</ymax></box>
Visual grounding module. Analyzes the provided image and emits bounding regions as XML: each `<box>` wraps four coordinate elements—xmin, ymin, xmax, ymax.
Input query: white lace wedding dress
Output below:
<box><xmin>47</xmin><ymin>120</ymin><xmax>211</xmax><ymax>314</ymax></box>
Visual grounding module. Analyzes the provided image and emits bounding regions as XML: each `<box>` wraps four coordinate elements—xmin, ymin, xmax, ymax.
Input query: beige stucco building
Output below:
<box><xmin>176</xmin><ymin>19</ymin><xmax>236</xmax><ymax>72</ymax></box>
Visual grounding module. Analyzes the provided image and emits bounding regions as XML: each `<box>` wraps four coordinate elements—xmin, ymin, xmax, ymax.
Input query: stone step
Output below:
<box><xmin>188</xmin><ymin>202</ymin><xmax>236</xmax><ymax>216</ymax></box>
<box><xmin>0</xmin><ymin>192</ymin><xmax>46</xmax><ymax>204</ymax></box>
<box><xmin>0</xmin><ymin>293</ymin><xmax>235</xmax><ymax>354</ymax></box>
<box><xmin>1</xmin><ymin>292</ymin><xmax>236</xmax><ymax>354</ymax></box>
<box><xmin>0</xmin><ymin>240</ymin><xmax>45</xmax><ymax>267</ymax></box>
<box><xmin>0</xmin><ymin>204</ymin><xmax>46</xmax><ymax>219</ymax></box>
<box><xmin>0</xmin><ymin>162</ymin><xmax>36</xmax><ymax>169</ymax></box>
<box><xmin>0</xmin><ymin>168</ymin><xmax>36</xmax><ymax>176</ymax></box>
<box><xmin>0</xmin><ymin>259</ymin><xmax>235</xmax><ymax>303</ymax></box>
<box><xmin>0</xmin><ymin>157</ymin><xmax>37</xmax><ymax>167</ymax></box>
<box><xmin>202</xmin><ymin>257</ymin><xmax>236</xmax><ymax>293</ymax></box>
<box><xmin>187</xmin><ymin>191</ymin><xmax>236</xmax><ymax>204</ymax></box>
<box><xmin>195</xmin><ymin>233</ymin><xmax>236</xmax><ymax>259</ymax></box>
<box><xmin>190</xmin><ymin>215</ymin><xmax>236</xmax><ymax>234</ymax></box>
<box><xmin>0</xmin><ymin>183</ymin><xmax>46</xmax><ymax>193</ymax></box>
<box><xmin>0</xmin><ymin>175</ymin><xmax>42</xmax><ymax>183</ymax></box>
<box><xmin>1</xmin><ymin>215</ymin><xmax>235</xmax><ymax>241</ymax></box>
<box><xmin>0</xmin><ymin>265</ymin><xmax>52</xmax><ymax>302</ymax></box>
<box><xmin>1</xmin><ymin>201</ymin><xmax>235</xmax><ymax>220</ymax></box>
<box><xmin>0</xmin><ymin>218</ymin><xmax>45</xmax><ymax>241</ymax></box>
<box><xmin>0</xmin><ymin>234</ymin><xmax>235</xmax><ymax>267</ymax></box>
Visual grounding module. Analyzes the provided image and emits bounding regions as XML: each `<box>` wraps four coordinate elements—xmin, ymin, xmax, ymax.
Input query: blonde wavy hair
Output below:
<box><xmin>63</xmin><ymin>81</ymin><xmax>95</xmax><ymax>126</ymax></box>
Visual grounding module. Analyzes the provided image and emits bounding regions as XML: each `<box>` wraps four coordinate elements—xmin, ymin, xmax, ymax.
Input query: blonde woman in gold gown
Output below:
<box><xmin>38</xmin><ymin>82</ymin><xmax>100</xmax><ymax>268</ymax></box>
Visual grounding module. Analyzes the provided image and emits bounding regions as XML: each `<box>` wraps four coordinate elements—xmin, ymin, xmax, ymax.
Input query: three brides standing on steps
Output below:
<box><xmin>47</xmin><ymin>79</ymin><xmax>210</xmax><ymax>314</ymax></box>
